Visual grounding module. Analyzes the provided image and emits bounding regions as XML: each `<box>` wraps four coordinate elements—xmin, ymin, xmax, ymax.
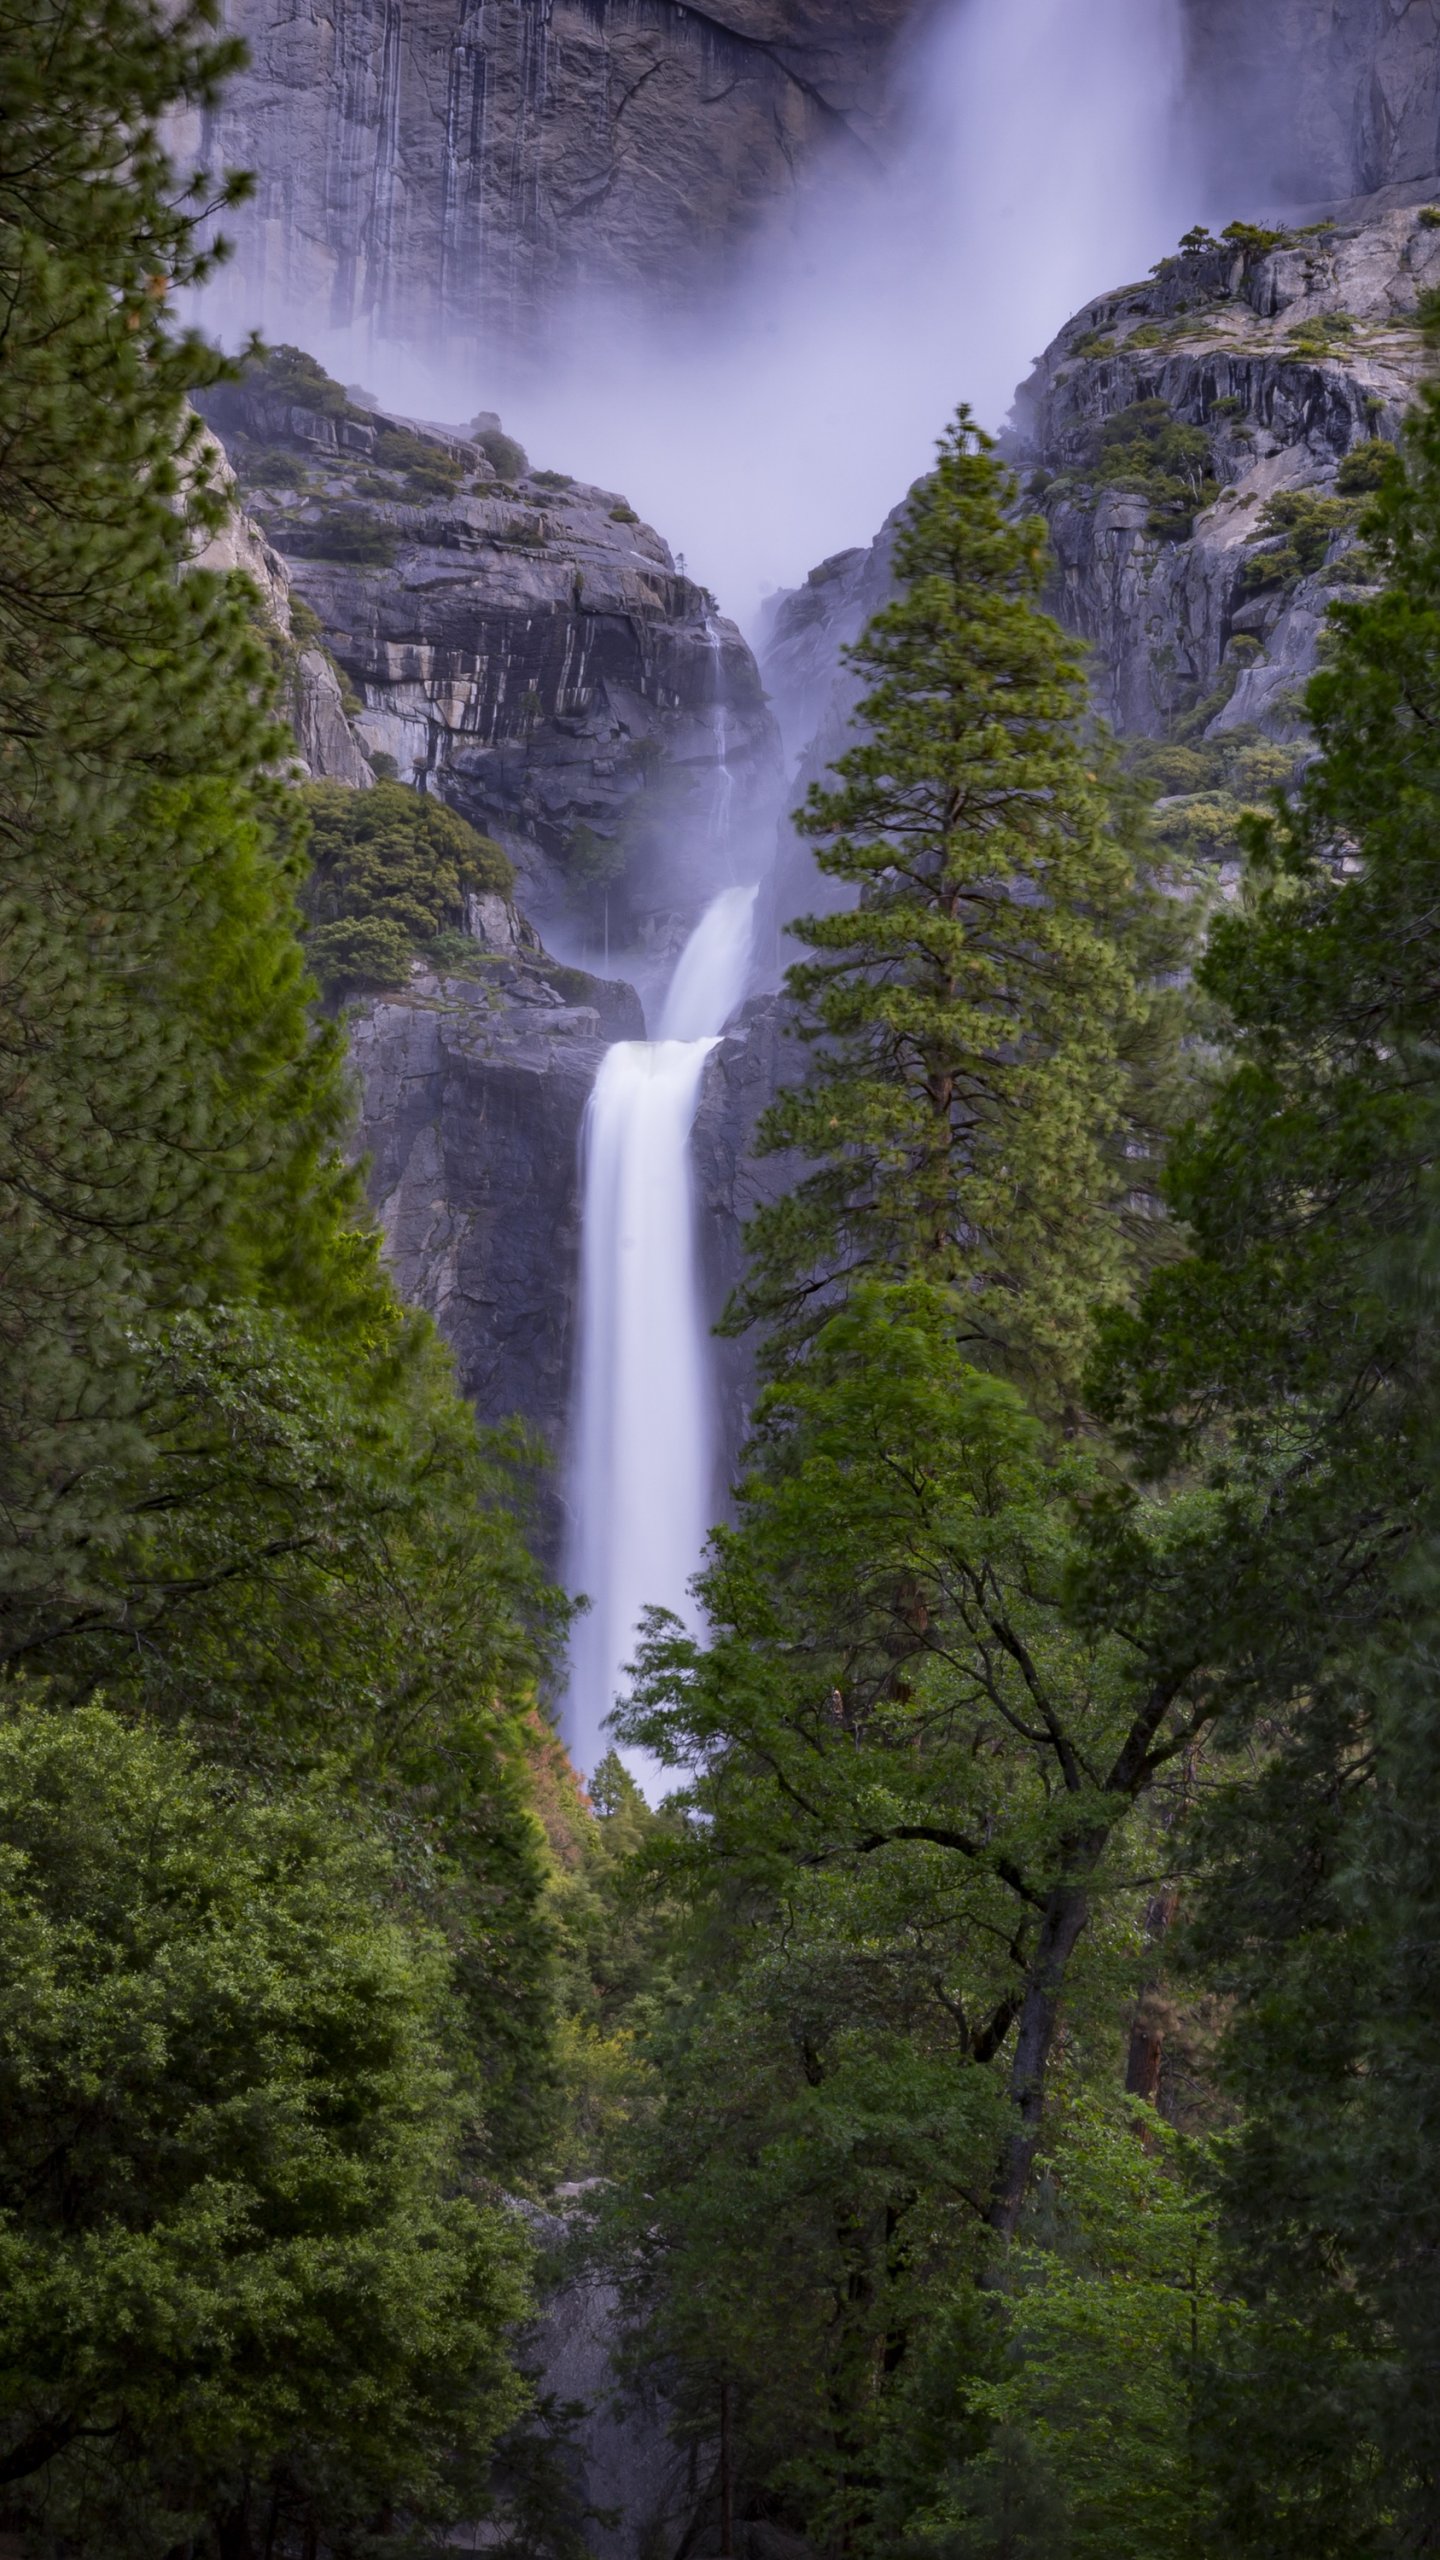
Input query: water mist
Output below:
<box><xmin>226</xmin><ymin>0</ymin><xmax>1198</xmax><ymax>626</ymax></box>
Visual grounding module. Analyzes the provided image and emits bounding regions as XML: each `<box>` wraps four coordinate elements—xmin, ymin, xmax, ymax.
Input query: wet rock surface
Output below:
<box><xmin>1009</xmin><ymin>206</ymin><xmax>1438</xmax><ymax>741</ymax></box>
<box><xmin>184</xmin><ymin>1</ymin><xmax>1440</xmax><ymax>363</ymax></box>
<box><xmin>765</xmin><ymin>198</ymin><xmax>1440</xmax><ymax>807</ymax></box>
<box><xmin>192</xmin><ymin>450</ymin><xmax>375</xmax><ymax>789</ymax></box>
<box><xmin>183</xmin><ymin>0</ymin><xmax>919</xmax><ymax>350</ymax></box>
<box><xmin>349</xmin><ymin>960</ymin><xmax>637</xmax><ymax>1562</ymax></box>
<box><xmin>1189</xmin><ymin>0</ymin><xmax>1440</xmax><ymax>207</ymax></box>
<box><xmin>202</xmin><ymin>377</ymin><xmax>782</xmax><ymax>953</ymax></box>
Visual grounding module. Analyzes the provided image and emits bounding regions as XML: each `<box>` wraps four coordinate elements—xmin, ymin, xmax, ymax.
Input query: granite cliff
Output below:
<box><xmin>181</xmin><ymin>0</ymin><xmax>1440</xmax><ymax>366</ymax></box>
<box><xmin>203</xmin><ymin>358</ymin><xmax>780</xmax><ymax>959</ymax></box>
<box><xmin>1192</xmin><ymin>0</ymin><xmax>1440</xmax><ymax>207</ymax></box>
<box><xmin>201</xmin><ymin>353</ymin><xmax>782</xmax><ymax>1547</ymax></box>
<box><xmin>763</xmin><ymin>195</ymin><xmax>1440</xmax><ymax>927</ymax></box>
<box><xmin>181</xmin><ymin>0</ymin><xmax>918</xmax><ymax>350</ymax></box>
<box><xmin>1012</xmin><ymin>204</ymin><xmax>1438</xmax><ymax>745</ymax></box>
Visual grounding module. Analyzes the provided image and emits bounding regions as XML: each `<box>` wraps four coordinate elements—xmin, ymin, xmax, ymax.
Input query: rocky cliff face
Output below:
<box><xmin>193</xmin><ymin>445</ymin><xmax>375</xmax><ymax>788</ymax></box>
<box><xmin>182</xmin><ymin>0</ymin><xmax>917</xmax><ymax>350</ymax></box>
<box><xmin>350</xmin><ymin>955</ymin><xmax>641</xmax><ymax>1560</ymax></box>
<box><xmin>182</xmin><ymin>0</ymin><xmax>1440</xmax><ymax>368</ymax></box>
<box><xmin>350</xmin><ymin>960</ymin><xmax>775</xmax><ymax>1563</ymax></box>
<box><xmin>203</xmin><ymin>367</ymin><xmax>781</xmax><ymax>962</ymax></box>
<box><xmin>1011</xmin><ymin>206</ymin><xmax>1436</xmax><ymax>744</ymax></box>
<box><xmin>1188</xmin><ymin>0</ymin><xmax>1440</xmax><ymax>207</ymax></box>
<box><xmin>766</xmin><ymin>198</ymin><xmax>1437</xmax><ymax>815</ymax></box>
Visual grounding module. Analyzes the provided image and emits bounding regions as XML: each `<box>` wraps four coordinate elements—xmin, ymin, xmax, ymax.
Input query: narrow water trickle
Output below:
<box><xmin>705</xmin><ymin>617</ymin><xmax>735</xmax><ymax>849</ymax></box>
<box><xmin>565</xmin><ymin>885</ymin><xmax>758</xmax><ymax>1779</ymax></box>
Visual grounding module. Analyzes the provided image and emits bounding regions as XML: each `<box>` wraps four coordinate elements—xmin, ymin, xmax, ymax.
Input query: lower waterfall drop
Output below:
<box><xmin>565</xmin><ymin>884</ymin><xmax>758</xmax><ymax>1779</ymax></box>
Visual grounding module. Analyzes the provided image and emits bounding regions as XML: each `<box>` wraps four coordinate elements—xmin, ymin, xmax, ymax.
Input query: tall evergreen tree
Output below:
<box><xmin>737</xmin><ymin>409</ymin><xmax>1186</xmax><ymax>1399</ymax></box>
<box><xmin>1098</xmin><ymin>354</ymin><xmax>1440</xmax><ymax>2554</ymax></box>
<box><xmin>0</xmin><ymin>2</ymin><xmax>569</xmax><ymax>2534</ymax></box>
<box><xmin>607</xmin><ymin>423</ymin><xmax>1208</xmax><ymax>2549</ymax></box>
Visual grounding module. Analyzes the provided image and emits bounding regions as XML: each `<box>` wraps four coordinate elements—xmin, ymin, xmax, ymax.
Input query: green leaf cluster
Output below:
<box><xmin>0</xmin><ymin>1695</ymin><xmax>530</xmax><ymax>2558</ymax></box>
<box><xmin>1093</xmin><ymin>303</ymin><xmax>1440</xmax><ymax>2559</ymax></box>
<box><xmin>300</xmin><ymin>779</ymin><xmax>513</xmax><ymax>996</ymax></box>
<box><xmin>1089</xmin><ymin>399</ymin><xmax>1220</xmax><ymax>537</ymax></box>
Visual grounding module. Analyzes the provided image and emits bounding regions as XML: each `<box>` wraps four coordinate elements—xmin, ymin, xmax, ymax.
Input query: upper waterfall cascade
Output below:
<box><xmin>565</xmin><ymin>886</ymin><xmax>759</xmax><ymax>1780</ymax></box>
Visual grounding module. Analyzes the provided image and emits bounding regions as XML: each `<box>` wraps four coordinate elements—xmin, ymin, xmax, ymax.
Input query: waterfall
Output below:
<box><xmin>565</xmin><ymin>885</ymin><xmax>758</xmax><ymax>1780</ymax></box>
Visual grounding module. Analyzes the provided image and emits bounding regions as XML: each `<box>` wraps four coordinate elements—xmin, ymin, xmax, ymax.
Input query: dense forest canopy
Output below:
<box><xmin>4</xmin><ymin>3</ymin><xmax>1440</xmax><ymax>2556</ymax></box>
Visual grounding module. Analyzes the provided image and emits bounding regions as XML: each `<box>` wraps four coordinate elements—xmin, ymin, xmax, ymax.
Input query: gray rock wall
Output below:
<box><xmin>764</xmin><ymin>199</ymin><xmax>1439</xmax><ymax>816</ymax></box>
<box><xmin>203</xmin><ymin>377</ymin><xmax>782</xmax><ymax>958</ymax></box>
<box><xmin>179</xmin><ymin>0</ymin><xmax>916</xmax><ymax>351</ymax></box>
<box><xmin>350</xmin><ymin>964</ymin><xmax>633</xmax><ymax>1559</ymax></box>
<box><xmin>1187</xmin><ymin>0</ymin><xmax>1440</xmax><ymax>207</ymax></box>
<box><xmin>349</xmin><ymin>965</ymin><xmax>778</xmax><ymax>1564</ymax></box>
<box><xmin>181</xmin><ymin>0</ymin><xmax>1440</xmax><ymax>372</ymax></box>
<box><xmin>1012</xmin><ymin>207</ymin><xmax>1437</xmax><ymax>741</ymax></box>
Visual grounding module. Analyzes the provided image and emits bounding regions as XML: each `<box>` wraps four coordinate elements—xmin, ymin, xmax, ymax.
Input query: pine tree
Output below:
<box><xmin>0</xmin><ymin>4</ymin><xmax>569</xmax><ymax>2528</ymax></box>
<box><xmin>737</xmin><ymin>409</ymin><xmax>1186</xmax><ymax>1399</ymax></box>
<box><xmin>1098</xmin><ymin>354</ymin><xmax>1440</xmax><ymax>2554</ymax></box>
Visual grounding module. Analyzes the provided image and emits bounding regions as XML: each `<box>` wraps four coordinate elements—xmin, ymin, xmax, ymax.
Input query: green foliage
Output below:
<box><xmin>0</xmin><ymin>1694</ymin><xmax>530</xmax><ymax>2557</ymax></box>
<box><xmin>913</xmin><ymin>2102</ymin><xmax>1241</xmax><ymax>2560</ymax></box>
<box><xmin>1336</xmin><ymin>436</ymin><xmax>1399</xmax><ymax>493</ymax></box>
<box><xmin>546</xmin><ymin>1751</ymin><xmax>675</xmax><ymax>2178</ymax></box>
<box><xmin>301</xmin><ymin>779</ymin><xmax>513</xmax><ymax>996</ymax></box>
<box><xmin>1090</xmin><ymin>398</ymin><xmax>1220</xmax><ymax>537</ymax></box>
<box><xmin>530</xmin><ymin>468</ymin><xmax>574</xmax><ymax>491</ymax></box>
<box><xmin>473</xmin><ymin>424</ymin><xmax>528</xmax><ymax>482</ymax></box>
<box><xmin>1221</xmin><ymin>220</ymin><xmax>1294</xmax><ymax>257</ymax></box>
<box><xmin>736</xmin><ymin>407</ymin><xmax>1191</xmax><ymax>1400</ymax></box>
<box><xmin>292</xmin><ymin>507</ymin><xmax>398</xmax><ymax>566</ymax></box>
<box><xmin>608</xmin><ymin>503</ymin><xmax>640</xmax><ymax>525</ymax></box>
<box><xmin>0</xmin><ymin>13</ymin><xmax>568</xmax><ymax>2545</ymax></box>
<box><xmin>1093</xmin><ymin>282</ymin><xmax>1440</xmax><ymax>2560</ymax></box>
<box><xmin>242</xmin><ymin>441</ymin><xmax>314</xmax><ymax>486</ymax></box>
<box><xmin>1286</xmin><ymin>311</ymin><xmax>1356</xmax><ymax>359</ymax></box>
<box><xmin>1236</xmin><ymin>487</ymin><xmax>1363</xmax><ymax>595</ymax></box>
<box><xmin>598</xmin><ymin>1274</ymin><xmax>1237</xmax><ymax>2548</ymax></box>
<box><xmin>374</xmin><ymin>423</ymin><xmax>466</xmax><ymax>496</ymax></box>
<box><xmin>246</xmin><ymin>341</ymin><xmax>352</xmax><ymax>418</ymax></box>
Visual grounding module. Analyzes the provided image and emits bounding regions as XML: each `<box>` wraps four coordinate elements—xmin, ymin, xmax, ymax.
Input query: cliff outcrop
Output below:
<box><xmin>350</xmin><ymin>961</ymin><xmax>771</xmax><ymax>1562</ymax></box>
<box><xmin>1011</xmin><ymin>205</ymin><xmax>1437</xmax><ymax>743</ymax></box>
<box><xmin>193</xmin><ymin>446</ymin><xmax>374</xmax><ymax>788</ymax></box>
<box><xmin>349</xmin><ymin>955</ymin><xmax>641</xmax><ymax>1560</ymax></box>
<box><xmin>203</xmin><ymin>362</ymin><xmax>781</xmax><ymax>958</ymax></box>
<box><xmin>765</xmin><ymin>199</ymin><xmax>1439</xmax><ymax>843</ymax></box>
<box><xmin>1189</xmin><ymin>0</ymin><xmax>1440</xmax><ymax>207</ymax></box>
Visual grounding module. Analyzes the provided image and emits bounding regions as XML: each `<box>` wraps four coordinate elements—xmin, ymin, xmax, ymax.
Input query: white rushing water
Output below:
<box><xmin>565</xmin><ymin>886</ymin><xmax>759</xmax><ymax>1779</ymax></box>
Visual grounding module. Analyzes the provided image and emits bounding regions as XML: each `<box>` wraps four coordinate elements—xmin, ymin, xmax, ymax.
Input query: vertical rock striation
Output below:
<box><xmin>201</xmin><ymin>369</ymin><xmax>782</xmax><ymax>954</ymax></box>
<box><xmin>182</xmin><ymin>0</ymin><xmax>918</xmax><ymax>352</ymax></box>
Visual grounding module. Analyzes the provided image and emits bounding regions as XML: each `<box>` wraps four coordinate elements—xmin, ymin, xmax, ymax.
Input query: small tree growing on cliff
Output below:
<box><xmin>734</xmin><ymin>406</ymin><xmax>1187</xmax><ymax>1404</ymax></box>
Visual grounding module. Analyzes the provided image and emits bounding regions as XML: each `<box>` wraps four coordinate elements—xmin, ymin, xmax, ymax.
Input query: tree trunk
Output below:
<box><xmin>987</xmin><ymin>1851</ymin><xmax>1101</xmax><ymax>2240</ymax></box>
<box><xmin>1125</xmin><ymin>1887</ymin><xmax>1180</xmax><ymax>2117</ymax></box>
<box><xmin>216</xmin><ymin>2503</ymin><xmax>255</xmax><ymax>2560</ymax></box>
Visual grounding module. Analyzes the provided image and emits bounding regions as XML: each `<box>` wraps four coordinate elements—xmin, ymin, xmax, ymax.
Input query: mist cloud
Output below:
<box><xmin>201</xmin><ymin>0</ymin><xmax>1205</xmax><ymax>630</ymax></box>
